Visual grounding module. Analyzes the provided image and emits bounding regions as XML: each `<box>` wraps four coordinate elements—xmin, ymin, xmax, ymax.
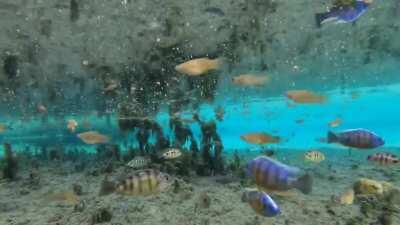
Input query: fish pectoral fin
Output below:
<box><xmin>245</xmin><ymin>187</ymin><xmax>259</xmax><ymax>192</ymax></box>
<box><xmin>322</xmin><ymin>17</ymin><xmax>339</xmax><ymax>24</ymax></box>
<box><xmin>263</xmin><ymin>189</ymin><xmax>296</xmax><ymax>198</ymax></box>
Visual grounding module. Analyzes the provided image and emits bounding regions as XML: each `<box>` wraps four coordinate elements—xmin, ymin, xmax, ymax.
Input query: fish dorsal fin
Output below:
<box><xmin>254</xmin><ymin>156</ymin><xmax>300</xmax><ymax>175</ymax></box>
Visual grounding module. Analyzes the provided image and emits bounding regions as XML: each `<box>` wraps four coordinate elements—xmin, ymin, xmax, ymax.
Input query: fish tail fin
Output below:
<box><xmin>241</xmin><ymin>191</ymin><xmax>250</xmax><ymax>202</ymax></box>
<box><xmin>241</xmin><ymin>188</ymin><xmax>258</xmax><ymax>202</ymax></box>
<box><xmin>212</xmin><ymin>58</ymin><xmax>223</xmax><ymax>70</ymax></box>
<box><xmin>315</xmin><ymin>13</ymin><xmax>328</xmax><ymax>28</ymax></box>
<box><xmin>294</xmin><ymin>173</ymin><xmax>313</xmax><ymax>194</ymax></box>
<box><xmin>327</xmin><ymin>131</ymin><xmax>338</xmax><ymax>143</ymax></box>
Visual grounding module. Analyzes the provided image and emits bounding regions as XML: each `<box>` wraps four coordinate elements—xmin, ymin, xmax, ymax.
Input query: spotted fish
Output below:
<box><xmin>304</xmin><ymin>150</ymin><xmax>325</xmax><ymax>163</ymax></box>
<box><xmin>116</xmin><ymin>170</ymin><xmax>170</xmax><ymax>196</ymax></box>
<box><xmin>247</xmin><ymin>156</ymin><xmax>313</xmax><ymax>194</ymax></box>
<box><xmin>367</xmin><ymin>152</ymin><xmax>399</xmax><ymax>165</ymax></box>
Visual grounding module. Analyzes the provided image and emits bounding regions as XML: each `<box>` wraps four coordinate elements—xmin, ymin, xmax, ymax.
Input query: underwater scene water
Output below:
<box><xmin>1</xmin><ymin>0</ymin><xmax>400</xmax><ymax>225</ymax></box>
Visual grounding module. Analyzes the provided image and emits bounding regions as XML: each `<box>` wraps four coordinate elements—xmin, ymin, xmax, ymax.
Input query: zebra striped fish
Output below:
<box><xmin>116</xmin><ymin>169</ymin><xmax>171</xmax><ymax>196</ymax></box>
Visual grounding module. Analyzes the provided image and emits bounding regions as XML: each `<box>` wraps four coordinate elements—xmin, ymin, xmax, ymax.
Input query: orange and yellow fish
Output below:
<box><xmin>175</xmin><ymin>57</ymin><xmax>220</xmax><ymax>76</ymax></box>
<box><xmin>285</xmin><ymin>90</ymin><xmax>326</xmax><ymax>104</ymax></box>
<box><xmin>77</xmin><ymin>131</ymin><xmax>110</xmax><ymax>145</ymax></box>
<box><xmin>241</xmin><ymin>132</ymin><xmax>280</xmax><ymax>145</ymax></box>
<box><xmin>232</xmin><ymin>74</ymin><xmax>270</xmax><ymax>86</ymax></box>
<box><xmin>67</xmin><ymin>119</ymin><xmax>78</xmax><ymax>133</ymax></box>
<box><xmin>328</xmin><ymin>118</ymin><xmax>342</xmax><ymax>128</ymax></box>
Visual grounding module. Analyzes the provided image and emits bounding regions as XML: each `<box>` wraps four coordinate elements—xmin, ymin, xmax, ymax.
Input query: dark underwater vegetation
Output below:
<box><xmin>1</xmin><ymin>0</ymin><xmax>400</xmax><ymax>225</ymax></box>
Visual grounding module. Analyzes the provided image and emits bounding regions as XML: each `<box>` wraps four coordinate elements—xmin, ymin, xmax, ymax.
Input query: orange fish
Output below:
<box><xmin>241</xmin><ymin>132</ymin><xmax>280</xmax><ymax>145</ymax></box>
<box><xmin>67</xmin><ymin>119</ymin><xmax>78</xmax><ymax>133</ymax></box>
<box><xmin>232</xmin><ymin>74</ymin><xmax>270</xmax><ymax>86</ymax></box>
<box><xmin>175</xmin><ymin>57</ymin><xmax>220</xmax><ymax>76</ymax></box>
<box><xmin>77</xmin><ymin>131</ymin><xmax>110</xmax><ymax>144</ymax></box>
<box><xmin>329</xmin><ymin>118</ymin><xmax>342</xmax><ymax>128</ymax></box>
<box><xmin>285</xmin><ymin>90</ymin><xmax>326</xmax><ymax>104</ymax></box>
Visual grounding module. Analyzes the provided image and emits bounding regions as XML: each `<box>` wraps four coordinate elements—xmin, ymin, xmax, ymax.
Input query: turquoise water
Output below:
<box><xmin>1</xmin><ymin>83</ymin><xmax>399</xmax><ymax>153</ymax></box>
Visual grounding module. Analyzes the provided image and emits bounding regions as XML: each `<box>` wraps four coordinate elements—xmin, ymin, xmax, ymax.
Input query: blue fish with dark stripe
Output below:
<box><xmin>242</xmin><ymin>189</ymin><xmax>281</xmax><ymax>217</ymax></box>
<box><xmin>315</xmin><ymin>0</ymin><xmax>372</xmax><ymax>27</ymax></box>
<box><xmin>247</xmin><ymin>156</ymin><xmax>313</xmax><ymax>194</ymax></box>
<box><xmin>327</xmin><ymin>128</ymin><xmax>384</xmax><ymax>149</ymax></box>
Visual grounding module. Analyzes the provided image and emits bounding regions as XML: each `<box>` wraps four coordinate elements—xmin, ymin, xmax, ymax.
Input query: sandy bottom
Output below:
<box><xmin>1</xmin><ymin>154</ymin><xmax>399</xmax><ymax>225</ymax></box>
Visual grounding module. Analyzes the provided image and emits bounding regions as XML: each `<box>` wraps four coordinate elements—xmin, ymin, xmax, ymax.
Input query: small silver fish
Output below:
<box><xmin>161</xmin><ymin>148</ymin><xmax>182</xmax><ymax>159</ymax></box>
<box><xmin>126</xmin><ymin>156</ymin><xmax>151</xmax><ymax>169</ymax></box>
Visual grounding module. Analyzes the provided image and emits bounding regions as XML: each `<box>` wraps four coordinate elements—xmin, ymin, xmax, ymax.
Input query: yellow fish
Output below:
<box><xmin>304</xmin><ymin>150</ymin><xmax>325</xmax><ymax>163</ymax></box>
<box><xmin>339</xmin><ymin>189</ymin><xmax>354</xmax><ymax>205</ymax></box>
<box><xmin>175</xmin><ymin>57</ymin><xmax>220</xmax><ymax>76</ymax></box>
<box><xmin>77</xmin><ymin>131</ymin><xmax>110</xmax><ymax>144</ymax></box>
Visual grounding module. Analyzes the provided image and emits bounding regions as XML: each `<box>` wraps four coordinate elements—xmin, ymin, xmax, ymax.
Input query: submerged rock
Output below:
<box><xmin>353</xmin><ymin>178</ymin><xmax>384</xmax><ymax>196</ymax></box>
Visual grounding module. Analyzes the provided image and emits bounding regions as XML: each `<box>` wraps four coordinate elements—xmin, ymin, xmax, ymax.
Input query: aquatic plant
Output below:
<box><xmin>73</xmin><ymin>200</ymin><xmax>85</xmax><ymax>213</ymax></box>
<box><xmin>96</xmin><ymin>144</ymin><xmax>121</xmax><ymax>161</ymax></box>
<box><xmin>73</xmin><ymin>183</ymin><xmax>83</xmax><ymax>196</ymax></box>
<box><xmin>1</xmin><ymin>143</ymin><xmax>18</xmax><ymax>180</ymax></box>
<box><xmin>98</xmin><ymin>176</ymin><xmax>116</xmax><ymax>196</ymax></box>
<box><xmin>172</xmin><ymin>179</ymin><xmax>181</xmax><ymax>194</ymax></box>
<box><xmin>90</xmin><ymin>207</ymin><xmax>112</xmax><ymax>225</ymax></box>
<box><xmin>196</xmin><ymin>118</ymin><xmax>226</xmax><ymax>175</ymax></box>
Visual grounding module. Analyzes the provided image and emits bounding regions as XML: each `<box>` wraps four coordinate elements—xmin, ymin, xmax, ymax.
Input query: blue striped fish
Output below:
<box><xmin>247</xmin><ymin>156</ymin><xmax>313</xmax><ymax>194</ymax></box>
<box><xmin>327</xmin><ymin>129</ymin><xmax>384</xmax><ymax>149</ymax></box>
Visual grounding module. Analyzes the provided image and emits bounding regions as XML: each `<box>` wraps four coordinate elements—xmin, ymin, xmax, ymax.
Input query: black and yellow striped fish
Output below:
<box><xmin>304</xmin><ymin>150</ymin><xmax>325</xmax><ymax>163</ymax></box>
<box><xmin>116</xmin><ymin>169</ymin><xmax>170</xmax><ymax>196</ymax></box>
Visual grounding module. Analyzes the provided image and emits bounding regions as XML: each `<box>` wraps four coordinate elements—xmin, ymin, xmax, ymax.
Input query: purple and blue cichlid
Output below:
<box><xmin>315</xmin><ymin>0</ymin><xmax>372</xmax><ymax>27</ymax></box>
<box><xmin>247</xmin><ymin>156</ymin><xmax>313</xmax><ymax>194</ymax></box>
<box><xmin>327</xmin><ymin>128</ymin><xmax>384</xmax><ymax>149</ymax></box>
<box><xmin>242</xmin><ymin>189</ymin><xmax>281</xmax><ymax>217</ymax></box>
